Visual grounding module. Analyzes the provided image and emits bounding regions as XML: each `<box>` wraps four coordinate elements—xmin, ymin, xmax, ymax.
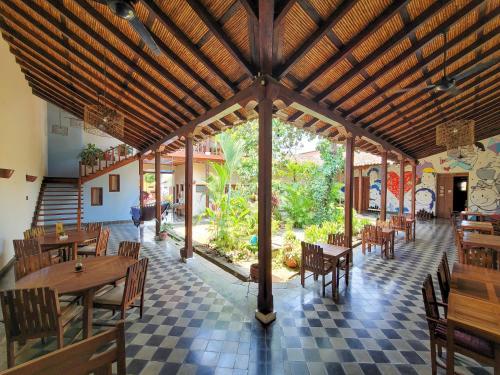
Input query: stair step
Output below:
<box><xmin>38</xmin><ymin>212</ymin><xmax>81</xmax><ymax>216</ymax></box>
<box><xmin>39</xmin><ymin>217</ymin><xmax>82</xmax><ymax>222</ymax></box>
<box><xmin>40</xmin><ymin>203</ymin><xmax>80</xmax><ymax>206</ymax></box>
<box><xmin>42</xmin><ymin>199</ymin><xmax>79</xmax><ymax>202</ymax></box>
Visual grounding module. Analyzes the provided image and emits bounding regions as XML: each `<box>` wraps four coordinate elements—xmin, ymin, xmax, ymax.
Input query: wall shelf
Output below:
<box><xmin>0</xmin><ymin>169</ymin><xmax>14</xmax><ymax>179</ymax></box>
<box><xmin>26</xmin><ymin>175</ymin><xmax>37</xmax><ymax>182</ymax></box>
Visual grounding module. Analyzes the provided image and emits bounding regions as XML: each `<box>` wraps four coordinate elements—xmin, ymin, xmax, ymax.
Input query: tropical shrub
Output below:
<box><xmin>282</xmin><ymin>183</ymin><xmax>314</xmax><ymax>228</ymax></box>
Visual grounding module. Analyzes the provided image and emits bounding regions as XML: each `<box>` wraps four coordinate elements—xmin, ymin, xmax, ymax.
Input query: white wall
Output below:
<box><xmin>47</xmin><ymin>103</ymin><xmax>123</xmax><ymax>177</ymax></box>
<box><xmin>173</xmin><ymin>163</ymin><xmax>208</xmax><ymax>216</ymax></box>
<box><xmin>83</xmin><ymin>160</ymin><xmax>140</xmax><ymax>222</ymax></box>
<box><xmin>0</xmin><ymin>38</ymin><xmax>48</xmax><ymax>269</ymax></box>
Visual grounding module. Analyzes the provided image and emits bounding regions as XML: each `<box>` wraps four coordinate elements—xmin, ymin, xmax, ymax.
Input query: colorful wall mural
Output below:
<box><xmin>361</xmin><ymin>135</ymin><xmax>500</xmax><ymax>215</ymax></box>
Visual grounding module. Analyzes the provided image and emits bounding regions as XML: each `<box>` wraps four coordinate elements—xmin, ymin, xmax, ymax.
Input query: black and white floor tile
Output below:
<box><xmin>0</xmin><ymin>220</ymin><xmax>492</xmax><ymax>374</ymax></box>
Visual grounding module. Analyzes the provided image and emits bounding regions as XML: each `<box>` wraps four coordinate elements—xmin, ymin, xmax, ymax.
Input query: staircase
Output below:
<box><xmin>80</xmin><ymin>144</ymin><xmax>138</xmax><ymax>183</ymax></box>
<box><xmin>33</xmin><ymin>177</ymin><xmax>82</xmax><ymax>227</ymax></box>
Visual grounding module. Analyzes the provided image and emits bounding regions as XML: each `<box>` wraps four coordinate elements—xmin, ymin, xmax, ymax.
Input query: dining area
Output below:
<box><xmin>0</xmin><ymin>223</ymin><xmax>148</xmax><ymax>373</ymax></box>
<box><xmin>422</xmin><ymin>210</ymin><xmax>500</xmax><ymax>374</ymax></box>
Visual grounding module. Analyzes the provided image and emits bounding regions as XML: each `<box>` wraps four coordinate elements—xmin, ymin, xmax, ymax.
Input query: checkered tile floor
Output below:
<box><xmin>0</xmin><ymin>220</ymin><xmax>493</xmax><ymax>374</ymax></box>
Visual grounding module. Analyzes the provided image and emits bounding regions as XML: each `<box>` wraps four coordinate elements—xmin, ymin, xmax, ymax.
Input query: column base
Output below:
<box><xmin>255</xmin><ymin>310</ymin><xmax>276</xmax><ymax>325</ymax></box>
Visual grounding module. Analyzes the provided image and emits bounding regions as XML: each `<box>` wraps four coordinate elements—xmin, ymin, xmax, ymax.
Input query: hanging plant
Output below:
<box><xmin>80</xmin><ymin>143</ymin><xmax>104</xmax><ymax>166</ymax></box>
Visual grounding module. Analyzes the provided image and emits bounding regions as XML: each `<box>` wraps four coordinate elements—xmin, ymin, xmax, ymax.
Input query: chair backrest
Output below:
<box><xmin>442</xmin><ymin>252</ymin><xmax>451</xmax><ymax>281</ymax></box>
<box><xmin>84</xmin><ymin>222</ymin><xmax>102</xmax><ymax>233</ymax></box>
<box><xmin>0</xmin><ymin>321</ymin><xmax>126</xmax><ymax>375</ymax></box>
<box><xmin>123</xmin><ymin>258</ymin><xmax>148</xmax><ymax>310</ymax></box>
<box><xmin>23</xmin><ymin>226</ymin><xmax>45</xmax><ymax>240</ymax></box>
<box><xmin>14</xmin><ymin>252</ymin><xmax>54</xmax><ymax>281</ymax></box>
<box><xmin>464</xmin><ymin>248</ymin><xmax>495</xmax><ymax>268</ymax></box>
<box><xmin>376</xmin><ymin>219</ymin><xmax>390</xmax><ymax>228</ymax></box>
<box><xmin>0</xmin><ymin>287</ymin><xmax>61</xmax><ymax>344</ymax></box>
<box><xmin>13</xmin><ymin>239</ymin><xmax>41</xmax><ymax>259</ymax></box>
<box><xmin>301</xmin><ymin>242</ymin><xmax>325</xmax><ymax>274</ymax></box>
<box><xmin>421</xmin><ymin>274</ymin><xmax>440</xmax><ymax>332</ymax></box>
<box><xmin>390</xmin><ymin>215</ymin><xmax>406</xmax><ymax>229</ymax></box>
<box><xmin>363</xmin><ymin>225</ymin><xmax>383</xmax><ymax>243</ymax></box>
<box><xmin>118</xmin><ymin>241</ymin><xmax>141</xmax><ymax>259</ymax></box>
<box><xmin>437</xmin><ymin>255</ymin><xmax>451</xmax><ymax>304</ymax></box>
<box><xmin>327</xmin><ymin>233</ymin><xmax>346</xmax><ymax>247</ymax></box>
<box><xmin>95</xmin><ymin>228</ymin><xmax>110</xmax><ymax>256</ymax></box>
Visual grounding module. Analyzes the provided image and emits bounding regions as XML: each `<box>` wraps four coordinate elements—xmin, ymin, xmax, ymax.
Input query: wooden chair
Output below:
<box><xmin>78</xmin><ymin>222</ymin><xmax>103</xmax><ymax>248</ymax></box>
<box><xmin>436</xmin><ymin>253</ymin><xmax>451</xmax><ymax>311</ymax></box>
<box><xmin>421</xmin><ymin>274</ymin><xmax>497</xmax><ymax>374</ymax></box>
<box><xmin>464</xmin><ymin>247</ymin><xmax>495</xmax><ymax>269</ymax></box>
<box><xmin>0</xmin><ymin>287</ymin><xmax>81</xmax><ymax>368</ymax></box>
<box><xmin>94</xmin><ymin>258</ymin><xmax>148</xmax><ymax>319</ymax></box>
<box><xmin>14</xmin><ymin>252</ymin><xmax>54</xmax><ymax>282</ymax></box>
<box><xmin>22</xmin><ymin>226</ymin><xmax>45</xmax><ymax>240</ymax></box>
<box><xmin>327</xmin><ymin>233</ymin><xmax>348</xmax><ymax>285</ymax></box>
<box><xmin>77</xmin><ymin>228</ymin><xmax>110</xmax><ymax>257</ymax></box>
<box><xmin>300</xmin><ymin>242</ymin><xmax>333</xmax><ymax>297</ymax></box>
<box><xmin>0</xmin><ymin>321</ymin><xmax>126</xmax><ymax>375</ymax></box>
<box><xmin>118</xmin><ymin>241</ymin><xmax>141</xmax><ymax>259</ymax></box>
<box><xmin>361</xmin><ymin>225</ymin><xmax>386</xmax><ymax>258</ymax></box>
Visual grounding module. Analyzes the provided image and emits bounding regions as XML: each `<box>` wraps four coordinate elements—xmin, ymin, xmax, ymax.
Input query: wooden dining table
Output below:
<box><xmin>316</xmin><ymin>243</ymin><xmax>350</xmax><ymax>297</ymax></box>
<box><xmin>460</xmin><ymin>211</ymin><xmax>493</xmax><ymax>221</ymax></box>
<box><xmin>16</xmin><ymin>256</ymin><xmax>136</xmax><ymax>338</ymax></box>
<box><xmin>446</xmin><ymin>263</ymin><xmax>500</xmax><ymax>374</ymax></box>
<box><xmin>38</xmin><ymin>229</ymin><xmax>99</xmax><ymax>260</ymax></box>
<box><xmin>460</xmin><ymin>220</ymin><xmax>494</xmax><ymax>234</ymax></box>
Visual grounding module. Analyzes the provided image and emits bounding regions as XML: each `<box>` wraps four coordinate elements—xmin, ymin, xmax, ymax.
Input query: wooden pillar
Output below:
<box><xmin>255</xmin><ymin>0</ymin><xmax>275</xmax><ymax>325</ymax></box>
<box><xmin>155</xmin><ymin>149</ymin><xmax>161</xmax><ymax>236</ymax></box>
<box><xmin>184</xmin><ymin>135</ymin><xmax>193</xmax><ymax>259</ymax></box>
<box><xmin>380</xmin><ymin>150</ymin><xmax>388</xmax><ymax>221</ymax></box>
<box><xmin>344</xmin><ymin>136</ymin><xmax>354</xmax><ymax>250</ymax></box>
<box><xmin>399</xmin><ymin>157</ymin><xmax>405</xmax><ymax>214</ymax></box>
<box><xmin>411</xmin><ymin>162</ymin><xmax>417</xmax><ymax>219</ymax></box>
<box><xmin>357</xmin><ymin>169</ymin><xmax>363</xmax><ymax>213</ymax></box>
<box><xmin>139</xmin><ymin>156</ymin><xmax>144</xmax><ymax>211</ymax></box>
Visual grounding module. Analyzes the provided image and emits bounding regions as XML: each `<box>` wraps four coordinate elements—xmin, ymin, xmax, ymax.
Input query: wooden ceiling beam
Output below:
<box><xmin>186</xmin><ymin>0</ymin><xmax>256</xmax><ymax>77</ymax></box>
<box><xmin>274</xmin><ymin>0</ymin><xmax>298</xmax><ymax>25</ymax></box>
<box><xmin>16</xmin><ymin>1</ymin><xmax>190</xmax><ymax>126</ymax></box>
<box><xmin>0</xmin><ymin>14</ymin><xmax>179</xmax><ymax>133</ymax></box>
<box><xmin>374</xmin><ymin>61</ymin><xmax>500</xmax><ymax>135</ymax></box>
<box><xmin>294</xmin><ymin>0</ymin><xmax>410</xmax><ymax>91</ymax></box>
<box><xmin>143</xmin><ymin>81</ymin><xmax>261</xmax><ymax>153</ymax></box>
<box><xmin>270</xmin><ymin>78</ymin><xmax>414</xmax><ymax>160</ymax></box>
<box><xmin>27</xmin><ymin>74</ymin><xmax>150</xmax><ymax>148</ymax></box>
<box><xmin>349</xmin><ymin>20</ymin><xmax>500</xmax><ymax>123</ymax></box>
<box><xmin>7</xmin><ymin>36</ymin><xmax>167</xmax><ymax>140</ymax></box>
<box><xmin>140</xmin><ymin>0</ymin><xmax>237</xmax><ymax>94</ymax></box>
<box><xmin>74</xmin><ymin>1</ymin><xmax>211</xmax><ymax>113</ymax></box>
<box><xmin>0</xmin><ymin>3</ymin><xmax>188</xmax><ymax>130</ymax></box>
<box><xmin>275</xmin><ymin>0</ymin><xmax>356</xmax><ymax>78</ymax></box>
<box><xmin>41</xmin><ymin>1</ymin><xmax>198</xmax><ymax>121</ymax></box>
<box><xmin>238</xmin><ymin>0</ymin><xmax>258</xmax><ymax>22</ymax></box>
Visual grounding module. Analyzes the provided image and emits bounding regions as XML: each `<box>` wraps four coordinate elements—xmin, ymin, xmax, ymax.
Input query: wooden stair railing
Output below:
<box><xmin>80</xmin><ymin>144</ymin><xmax>138</xmax><ymax>183</ymax></box>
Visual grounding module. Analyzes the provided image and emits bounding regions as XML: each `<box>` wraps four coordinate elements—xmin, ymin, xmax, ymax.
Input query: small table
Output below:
<box><xmin>317</xmin><ymin>243</ymin><xmax>350</xmax><ymax>298</ymax></box>
<box><xmin>460</xmin><ymin>220</ymin><xmax>494</xmax><ymax>235</ymax></box>
<box><xmin>446</xmin><ymin>263</ymin><xmax>500</xmax><ymax>374</ymax></box>
<box><xmin>38</xmin><ymin>230</ymin><xmax>99</xmax><ymax>260</ymax></box>
<box><xmin>16</xmin><ymin>256</ymin><xmax>136</xmax><ymax>338</ymax></box>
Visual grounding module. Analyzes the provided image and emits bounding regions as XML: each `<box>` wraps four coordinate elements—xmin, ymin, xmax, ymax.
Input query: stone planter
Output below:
<box><xmin>250</xmin><ymin>263</ymin><xmax>259</xmax><ymax>282</ymax></box>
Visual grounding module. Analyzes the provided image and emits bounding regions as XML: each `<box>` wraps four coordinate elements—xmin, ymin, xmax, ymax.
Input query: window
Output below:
<box><xmin>91</xmin><ymin>187</ymin><xmax>103</xmax><ymax>206</ymax></box>
<box><xmin>109</xmin><ymin>174</ymin><xmax>120</xmax><ymax>192</ymax></box>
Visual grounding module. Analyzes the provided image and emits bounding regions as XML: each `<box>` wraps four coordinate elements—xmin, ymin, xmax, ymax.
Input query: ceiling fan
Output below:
<box><xmin>94</xmin><ymin>0</ymin><xmax>162</xmax><ymax>55</ymax></box>
<box><xmin>395</xmin><ymin>31</ymin><xmax>499</xmax><ymax>96</ymax></box>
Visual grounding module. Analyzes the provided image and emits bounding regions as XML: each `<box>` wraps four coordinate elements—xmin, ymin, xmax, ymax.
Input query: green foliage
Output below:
<box><xmin>281</xmin><ymin>183</ymin><xmax>314</xmax><ymax>228</ymax></box>
<box><xmin>304</xmin><ymin>221</ymin><xmax>341</xmax><ymax>243</ymax></box>
<box><xmin>144</xmin><ymin>173</ymin><xmax>155</xmax><ymax>184</ymax></box>
<box><xmin>80</xmin><ymin>143</ymin><xmax>104</xmax><ymax>166</ymax></box>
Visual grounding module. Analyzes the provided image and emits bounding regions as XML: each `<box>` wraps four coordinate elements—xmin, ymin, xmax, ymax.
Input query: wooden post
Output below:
<box><xmin>255</xmin><ymin>0</ymin><xmax>275</xmax><ymax>325</ymax></box>
<box><xmin>380</xmin><ymin>150</ymin><xmax>388</xmax><ymax>221</ymax></box>
<box><xmin>344</xmin><ymin>135</ymin><xmax>354</xmax><ymax>250</ymax></box>
<box><xmin>155</xmin><ymin>149</ymin><xmax>161</xmax><ymax>236</ymax></box>
<box><xmin>357</xmin><ymin>168</ymin><xmax>363</xmax><ymax>214</ymax></box>
<box><xmin>139</xmin><ymin>156</ymin><xmax>144</xmax><ymax>211</ymax></box>
<box><xmin>399</xmin><ymin>157</ymin><xmax>405</xmax><ymax>214</ymax></box>
<box><xmin>411</xmin><ymin>162</ymin><xmax>417</xmax><ymax>219</ymax></box>
<box><xmin>184</xmin><ymin>135</ymin><xmax>193</xmax><ymax>259</ymax></box>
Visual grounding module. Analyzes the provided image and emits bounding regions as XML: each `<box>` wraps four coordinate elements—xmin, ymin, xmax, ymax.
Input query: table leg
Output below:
<box><xmin>332</xmin><ymin>261</ymin><xmax>337</xmax><ymax>300</ymax></box>
<box><xmin>83</xmin><ymin>288</ymin><xmax>95</xmax><ymax>339</ymax></box>
<box><xmin>413</xmin><ymin>221</ymin><xmax>416</xmax><ymax>242</ymax></box>
<box><xmin>72</xmin><ymin>242</ymin><xmax>78</xmax><ymax>261</ymax></box>
<box><xmin>446</xmin><ymin>320</ymin><xmax>455</xmax><ymax>375</ymax></box>
<box><xmin>345</xmin><ymin>252</ymin><xmax>350</xmax><ymax>286</ymax></box>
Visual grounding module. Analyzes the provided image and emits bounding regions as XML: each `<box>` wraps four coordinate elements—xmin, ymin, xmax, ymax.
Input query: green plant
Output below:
<box><xmin>80</xmin><ymin>143</ymin><xmax>104</xmax><ymax>166</ymax></box>
<box><xmin>280</xmin><ymin>228</ymin><xmax>301</xmax><ymax>268</ymax></box>
<box><xmin>282</xmin><ymin>183</ymin><xmax>314</xmax><ymax>228</ymax></box>
<box><xmin>160</xmin><ymin>222</ymin><xmax>173</xmax><ymax>232</ymax></box>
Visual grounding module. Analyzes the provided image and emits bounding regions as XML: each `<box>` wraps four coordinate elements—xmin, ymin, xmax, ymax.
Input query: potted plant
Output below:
<box><xmin>80</xmin><ymin>143</ymin><xmax>104</xmax><ymax>166</ymax></box>
<box><xmin>118</xmin><ymin>144</ymin><xmax>132</xmax><ymax>157</ymax></box>
<box><xmin>157</xmin><ymin>221</ymin><xmax>173</xmax><ymax>241</ymax></box>
<box><xmin>282</xmin><ymin>228</ymin><xmax>300</xmax><ymax>269</ymax></box>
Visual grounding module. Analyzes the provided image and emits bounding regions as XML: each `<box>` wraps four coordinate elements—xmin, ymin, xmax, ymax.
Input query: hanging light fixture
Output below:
<box><xmin>84</xmin><ymin>53</ymin><xmax>124</xmax><ymax>138</ymax></box>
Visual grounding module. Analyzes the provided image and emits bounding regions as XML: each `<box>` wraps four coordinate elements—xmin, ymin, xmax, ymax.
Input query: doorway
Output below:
<box><xmin>436</xmin><ymin>173</ymin><xmax>469</xmax><ymax>218</ymax></box>
<box><xmin>453</xmin><ymin>175</ymin><xmax>468</xmax><ymax>212</ymax></box>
